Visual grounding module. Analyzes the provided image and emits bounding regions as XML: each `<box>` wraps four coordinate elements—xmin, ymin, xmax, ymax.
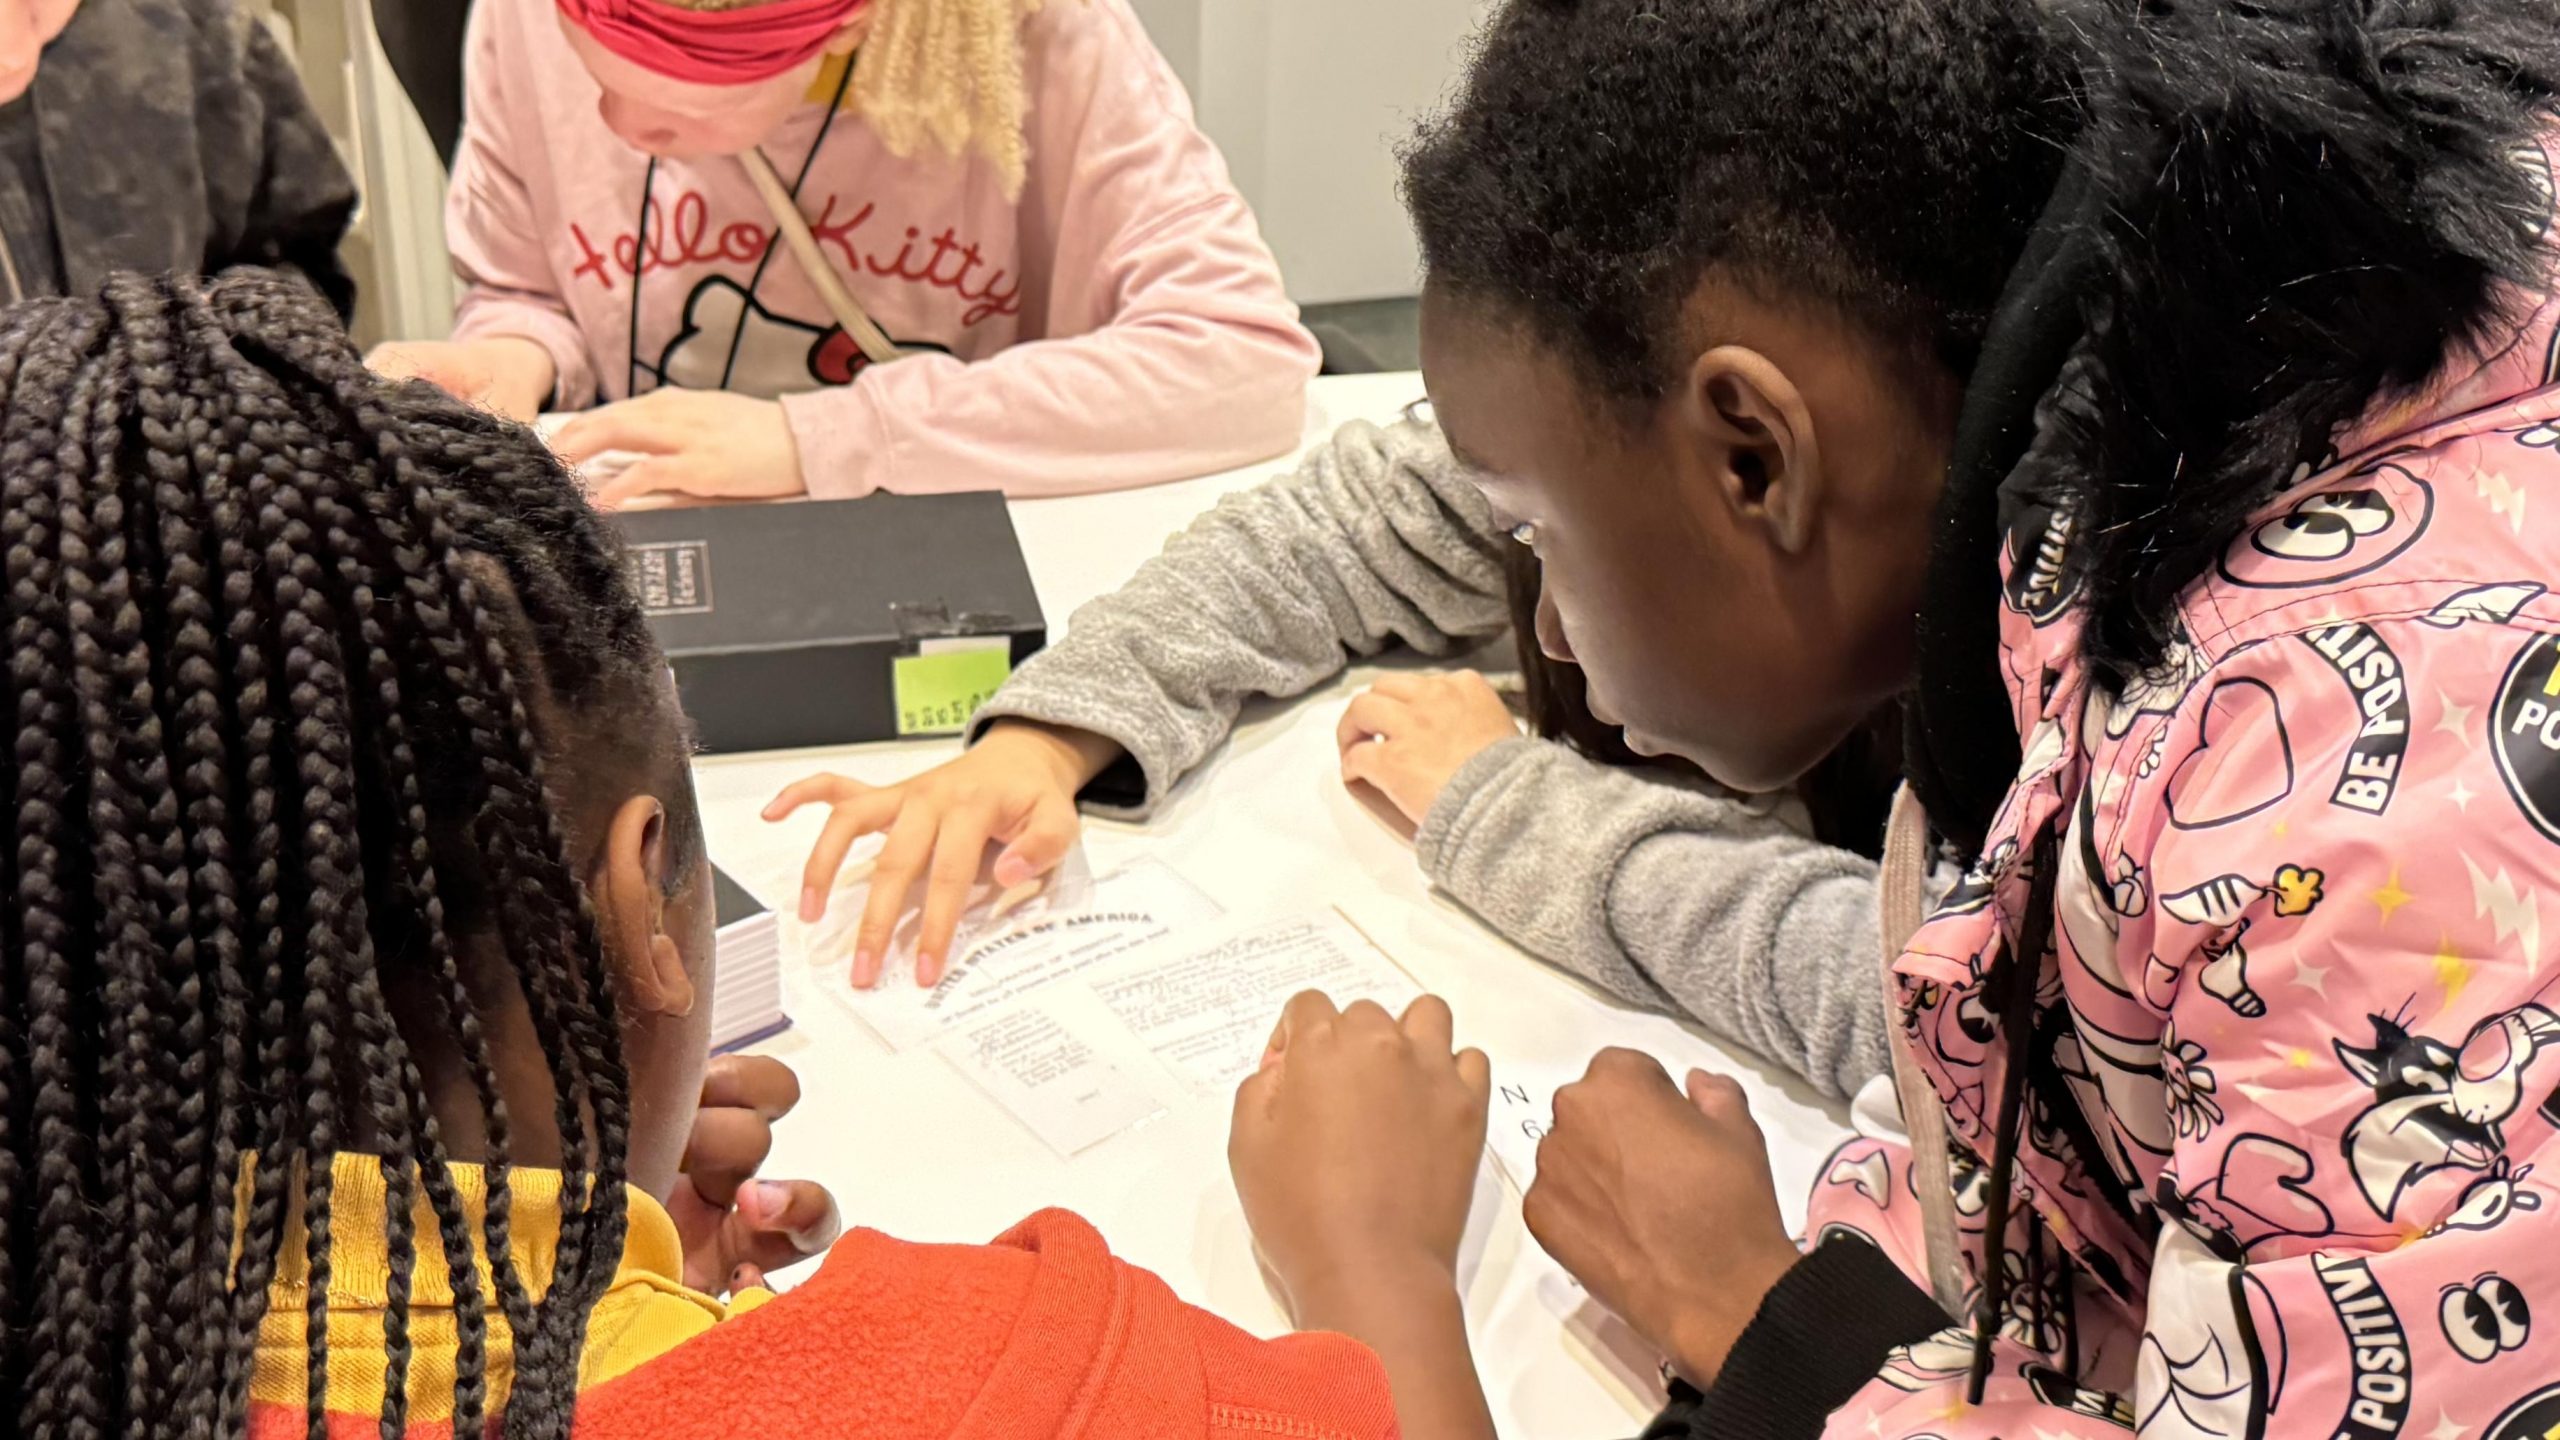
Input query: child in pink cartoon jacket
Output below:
<box><xmin>1215</xmin><ymin>0</ymin><xmax>2560</xmax><ymax>1436</ymax></box>
<box><xmin>373</xmin><ymin>0</ymin><xmax>1317</xmax><ymax>504</ymax></box>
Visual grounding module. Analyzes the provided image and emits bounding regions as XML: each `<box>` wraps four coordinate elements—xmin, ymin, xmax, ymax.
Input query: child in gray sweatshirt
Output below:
<box><xmin>767</xmin><ymin>415</ymin><xmax>1892</xmax><ymax>1100</ymax></box>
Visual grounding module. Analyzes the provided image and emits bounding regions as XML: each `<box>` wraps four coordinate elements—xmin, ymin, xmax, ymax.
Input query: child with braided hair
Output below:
<box><xmin>0</xmin><ymin>270</ymin><xmax>1395</xmax><ymax>1439</ymax></box>
<box><xmin>372</xmin><ymin>0</ymin><xmax>1317</xmax><ymax>505</ymax></box>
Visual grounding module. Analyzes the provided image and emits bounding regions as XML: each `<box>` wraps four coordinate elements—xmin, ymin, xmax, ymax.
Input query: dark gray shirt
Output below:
<box><xmin>0</xmin><ymin>0</ymin><xmax>356</xmax><ymax>314</ymax></box>
<box><xmin>0</xmin><ymin>97</ymin><xmax>65</xmax><ymax>300</ymax></box>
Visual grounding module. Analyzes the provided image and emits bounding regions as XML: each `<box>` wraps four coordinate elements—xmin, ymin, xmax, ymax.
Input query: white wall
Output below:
<box><xmin>1133</xmin><ymin>0</ymin><xmax>1482</xmax><ymax>306</ymax></box>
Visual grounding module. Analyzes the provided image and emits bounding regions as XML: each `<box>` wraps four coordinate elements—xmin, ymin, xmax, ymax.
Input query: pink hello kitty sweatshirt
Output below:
<box><xmin>444</xmin><ymin>0</ymin><xmax>1320</xmax><ymax>497</ymax></box>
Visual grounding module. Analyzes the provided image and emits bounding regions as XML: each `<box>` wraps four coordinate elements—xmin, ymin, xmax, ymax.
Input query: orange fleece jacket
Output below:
<box><xmin>573</xmin><ymin>1208</ymin><xmax>1401</xmax><ymax>1439</ymax></box>
<box><xmin>244</xmin><ymin>1154</ymin><xmax>1397</xmax><ymax>1439</ymax></box>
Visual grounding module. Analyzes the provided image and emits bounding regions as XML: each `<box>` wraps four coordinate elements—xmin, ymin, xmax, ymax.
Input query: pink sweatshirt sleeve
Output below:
<box><xmin>781</xmin><ymin>0</ymin><xmax>1319</xmax><ymax>498</ymax></box>
<box><xmin>442</xmin><ymin>0</ymin><xmax>599</xmax><ymax>409</ymax></box>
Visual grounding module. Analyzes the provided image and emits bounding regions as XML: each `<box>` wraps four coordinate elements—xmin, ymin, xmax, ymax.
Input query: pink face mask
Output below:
<box><xmin>556</xmin><ymin>0</ymin><xmax>870</xmax><ymax>85</ymax></box>
<box><xmin>0</xmin><ymin>0</ymin><xmax>82</xmax><ymax>105</ymax></box>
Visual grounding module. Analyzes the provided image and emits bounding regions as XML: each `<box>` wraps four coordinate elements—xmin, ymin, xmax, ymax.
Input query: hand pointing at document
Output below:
<box><xmin>763</xmin><ymin>721</ymin><xmax>1119</xmax><ymax>988</ymax></box>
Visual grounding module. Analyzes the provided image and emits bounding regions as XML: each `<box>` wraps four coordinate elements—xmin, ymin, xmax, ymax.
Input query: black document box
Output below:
<box><xmin>612</xmin><ymin>492</ymin><xmax>1046</xmax><ymax>754</ymax></box>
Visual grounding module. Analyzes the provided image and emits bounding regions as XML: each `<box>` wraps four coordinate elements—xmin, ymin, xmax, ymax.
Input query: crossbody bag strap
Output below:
<box><xmin>1881</xmin><ymin>783</ymin><xmax>1969</xmax><ymax>1315</ymax></box>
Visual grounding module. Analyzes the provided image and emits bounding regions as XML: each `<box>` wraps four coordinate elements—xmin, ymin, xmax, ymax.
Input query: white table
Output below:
<box><xmin>692</xmin><ymin>372</ymin><xmax>1856</xmax><ymax>1437</ymax></box>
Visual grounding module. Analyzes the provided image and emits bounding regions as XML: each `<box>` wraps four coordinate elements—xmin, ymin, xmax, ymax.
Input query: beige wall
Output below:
<box><xmin>254</xmin><ymin>0</ymin><xmax>457</xmax><ymax>347</ymax></box>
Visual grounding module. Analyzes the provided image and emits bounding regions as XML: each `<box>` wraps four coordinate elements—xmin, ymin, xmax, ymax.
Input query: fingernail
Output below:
<box><xmin>793</xmin><ymin>1205</ymin><xmax>844</xmax><ymax>1250</ymax></box>
<box><xmin>851</xmin><ymin>949</ymin><xmax>878</xmax><ymax>989</ymax></box>
<box><xmin>753</xmin><ymin>1180</ymin><xmax>791</xmax><ymax>1218</ymax></box>
<box><xmin>992</xmin><ymin>854</ymin><xmax>1032</xmax><ymax>887</ymax></box>
<box><xmin>917</xmin><ymin>953</ymin><xmax>942</xmax><ymax>987</ymax></box>
<box><xmin>799</xmin><ymin>887</ymin><xmax>822</xmax><ymax>923</ymax></box>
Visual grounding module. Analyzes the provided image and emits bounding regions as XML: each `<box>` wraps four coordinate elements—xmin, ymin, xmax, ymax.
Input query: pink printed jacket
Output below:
<box><xmin>1820</xmin><ymin>294</ymin><xmax>2560</xmax><ymax>1440</ymax></box>
<box><xmin>1656</xmin><ymin>76</ymin><xmax>2560</xmax><ymax>1440</ymax></box>
<box><xmin>444</xmin><ymin>0</ymin><xmax>1319</xmax><ymax>498</ymax></box>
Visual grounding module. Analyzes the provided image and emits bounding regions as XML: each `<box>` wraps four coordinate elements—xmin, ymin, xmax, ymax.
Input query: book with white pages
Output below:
<box><xmin>709</xmin><ymin>864</ymin><xmax>789</xmax><ymax>1054</ymax></box>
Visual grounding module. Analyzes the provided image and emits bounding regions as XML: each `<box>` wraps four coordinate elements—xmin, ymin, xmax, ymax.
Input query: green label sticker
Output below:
<box><xmin>893</xmin><ymin>643</ymin><xmax>1013</xmax><ymax>737</ymax></box>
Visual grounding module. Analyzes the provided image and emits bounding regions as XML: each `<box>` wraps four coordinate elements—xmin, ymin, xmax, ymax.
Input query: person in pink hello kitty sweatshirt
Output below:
<box><xmin>373</xmin><ymin>0</ymin><xmax>1318</xmax><ymax>504</ymax></box>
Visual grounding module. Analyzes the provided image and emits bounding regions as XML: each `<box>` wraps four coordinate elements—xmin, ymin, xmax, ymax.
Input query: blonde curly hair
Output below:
<box><xmin>663</xmin><ymin>0</ymin><xmax>1047</xmax><ymax>196</ymax></box>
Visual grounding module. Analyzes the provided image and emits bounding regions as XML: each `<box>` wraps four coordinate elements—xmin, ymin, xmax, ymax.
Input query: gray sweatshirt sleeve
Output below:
<box><xmin>971</xmin><ymin>415</ymin><xmax>1890</xmax><ymax>1098</ymax></box>
<box><xmin>1414</xmin><ymin>738</ymin><xmax>1891</xmax><ymax>1100</ymax></box>
<box><xmin>971</xmin><ymin>416</ymin><xmax>1510</xmax><ymax>816</ymax></box>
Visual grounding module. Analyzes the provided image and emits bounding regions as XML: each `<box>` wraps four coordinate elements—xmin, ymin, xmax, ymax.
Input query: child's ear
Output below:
<box><xmin>595</xmin><ymin>795</ymin><xmax>695</xmax><ymax>1021</ymax></box>
<box><xmin>1678</xmin><ymin>346</ymin><xmax>1821</xmax><ymax>554</ymax></box>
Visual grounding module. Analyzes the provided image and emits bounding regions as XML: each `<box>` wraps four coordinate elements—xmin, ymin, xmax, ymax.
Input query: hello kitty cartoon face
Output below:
<box><xmin>649</xmin><ymin>275</ymin><xmax>946</xmax><ymax>399</ymax></box>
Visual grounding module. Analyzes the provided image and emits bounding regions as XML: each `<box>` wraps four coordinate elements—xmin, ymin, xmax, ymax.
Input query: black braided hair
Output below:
<box><xmin>0</xmin><ymin>270</ymin><xmax>694</xmax><ymax>1440</ymax></box>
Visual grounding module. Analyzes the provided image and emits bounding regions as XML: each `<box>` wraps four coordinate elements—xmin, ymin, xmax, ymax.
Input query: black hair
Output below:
<box><xmin>1403</xmin><ymin>0</ymin><xmax>2079</xmax><ymax>400</ymax></box>
<box><xmin>1502</xmin><ymin>546</ymin><xmax>1899</xmax><ymax>857</ymax></box>
<box><xmin>1502</xmin><ymin>544</ymin><xmax>1649</xmax><ymax>769</ymax></box>
<box><xmin>0</xmin><ymin>270</ymin><xmax>691</xmax><ymax>1440</ymax></box>
<box><xmin>1406</xmin><ymin>0</ymin><xmax>2560</xmax><ymax>677</ymax></box>
<box><xmin>2043</xmin><ymin>0</ymin><xmax>2560</xmax><ymax>676</ymax></box>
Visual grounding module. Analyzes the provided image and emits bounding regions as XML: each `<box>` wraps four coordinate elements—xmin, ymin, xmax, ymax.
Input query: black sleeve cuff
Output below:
<box><xmin>1646</xmin><ymin>1235</ymin><xmax>1954</xmax><ymax>1440</ymax></box>
<box><xmin>1077</xmin><ymin>749</ymin><xmax>1149</xmax><ymax>810</ymax></box>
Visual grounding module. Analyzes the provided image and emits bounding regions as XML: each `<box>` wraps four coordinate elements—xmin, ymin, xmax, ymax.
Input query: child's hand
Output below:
<box><xmin>1228</xmin><ymin>992</ymin><xmax>1490</xmax><ymax>1322</ymax></box>
<box><xmin>368</xmin><ymin>336</ymin><xmax>557</xmax><ymax>422</ymax></box>
<box><xmin>762</xmin><ymin>721</ymin><xmax>1122</xmax><ymax>987</ymax></box>
<box><xmin>1336</xmin><ymin>671</ymin><xmax>1522</xmax><ymax>830</ymax></box>
<box><xmin>1522</xmin><ymin>1051</ymin><xmax>1801</xmax><ymax>1384</ymax></box>
<box><xmin>553</xmin><ymin>390</ymin><xmax>806</xmax><ymax>508</ymax></box>
<box><xmin>668</xmin><ymin>1054</ymin><xmax>843</xmax><ymax>1296</ymax></box>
